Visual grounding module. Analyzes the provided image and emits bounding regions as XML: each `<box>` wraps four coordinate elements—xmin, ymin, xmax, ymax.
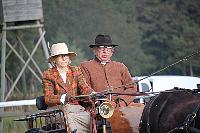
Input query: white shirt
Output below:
<box><xmin>57</xmin><ymin>68</ymin><xmax>68</xmax><ymax>83</ymax></box>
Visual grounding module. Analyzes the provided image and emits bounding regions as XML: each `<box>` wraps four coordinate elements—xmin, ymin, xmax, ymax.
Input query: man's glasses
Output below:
<box><xmin>97</xmin><ymin>46</ymin><xmax>114</xmax><ymax>52</ymax></box>
<box><xmin>98</xmin><ymin>46</ymin><xmax>113</xmax><ymax>49</ymax></box>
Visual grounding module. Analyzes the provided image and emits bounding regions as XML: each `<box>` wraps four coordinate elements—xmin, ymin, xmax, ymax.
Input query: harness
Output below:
<box><xmin>145</xmin><ymin>94</ymin><xmax>159</xmax><ymax>133</ymax></box>
<box><xmin>168</xmin><ymin>100</ymin><xmax>200</xmax><ymax>133</ymax></box>
<box><xmin>139</xmin><ymin>92</ymin><xmax>174</xmax><ymax>133</ymax></box>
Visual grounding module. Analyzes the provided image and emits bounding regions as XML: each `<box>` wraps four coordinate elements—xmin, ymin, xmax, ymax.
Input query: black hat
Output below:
<box><xmin>89</xmin><ymin>34</ymin><xmax>118</xmax><ymax>48</ymax></box>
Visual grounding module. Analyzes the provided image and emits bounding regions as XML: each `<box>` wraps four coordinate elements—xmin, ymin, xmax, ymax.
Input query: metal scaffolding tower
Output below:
<box><xmin>0</xmin><ymin>0</ymin><xmax>49</xmax><ymax>132</ymax></box>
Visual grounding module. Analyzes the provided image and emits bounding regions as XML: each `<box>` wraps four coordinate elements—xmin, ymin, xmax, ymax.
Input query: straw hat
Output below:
<box><xmin>48</xmin><ymin>43</ymin><xmax>77</xmax><ymax>61</ymax></box>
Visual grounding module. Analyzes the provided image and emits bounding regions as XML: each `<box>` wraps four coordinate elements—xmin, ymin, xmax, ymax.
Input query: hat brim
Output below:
<box><xmin>48</xmin><ymin>52</ymin><xmax>77</xmax><ymax>62</ymax></box>
<box><xmin>89</xmin><ymin>44</ymin><xmax>118</xmax><ymax>48</ymax></box>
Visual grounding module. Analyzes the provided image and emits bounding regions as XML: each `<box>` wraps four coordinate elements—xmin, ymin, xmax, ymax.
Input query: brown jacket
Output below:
<box><xmin>43</xmin><ymin>65</ymin><xmax>93</xmax><ymax>107</ymax></box>
<box><xmin>80</xmin><ymin>59</ymin><xmax>137</xmax><ymax>104</ymax></box>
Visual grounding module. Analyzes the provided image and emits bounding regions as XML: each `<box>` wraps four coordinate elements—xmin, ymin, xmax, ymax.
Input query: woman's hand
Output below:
<box><xmin>60</xmin><ymin>94</ymin><xmax>67</xmax><ymax>104</ymax></box>
<box><xmin>60</xmin><ymin>93</ymin><xmax>75</xmax><ymax>104</ymax></box>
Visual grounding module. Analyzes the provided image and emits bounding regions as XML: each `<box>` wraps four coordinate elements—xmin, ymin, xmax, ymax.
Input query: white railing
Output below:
<box><xmin>0</xmin><ymin>99</ymin><xmax>36</xmax><ymax>108</ymax></box>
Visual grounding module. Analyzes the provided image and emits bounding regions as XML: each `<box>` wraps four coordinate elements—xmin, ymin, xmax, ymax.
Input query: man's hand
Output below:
<box><xmin>90</xmin><ymin>91</ymin><xmax>97</xmax><ymax>96</ymax></box>
<box><xmin>115</xmin><ymin>98</ymin><xmax>127</xmax><ymax>107</ymax></box>
<box><xmin>89</xmin><ymin>91</ymin><xmax>98</xmax><ymax>100</ymax></box>
<box><xmin>110</xmin><ymin>101</ymin><xmax>116</xmax><ymax>107</ymax></box>
<box><xmin>110</xmin><ymin>100</ymin><xmax>127</xmax><ymax>108</ymax></box>
<box><xmin>128</xmin><ymin>102</ymin><xmax>144</xmax><ymax>107</ymax></box>
<box><xmin>118</xmin><ymin>101</ymin><xmax>127</xmax><ymax>107</ymax></box>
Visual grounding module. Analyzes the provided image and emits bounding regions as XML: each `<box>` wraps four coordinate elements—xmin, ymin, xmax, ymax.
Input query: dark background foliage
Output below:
<box><xmin>2</xmin><ymin>0</ymin><xmax>200</xmax><ymax>99</ymax></box>
<box><xmin>42</xmin><ymin>0</ymin><xmax>200</xmax><ymax>76</ymax></box>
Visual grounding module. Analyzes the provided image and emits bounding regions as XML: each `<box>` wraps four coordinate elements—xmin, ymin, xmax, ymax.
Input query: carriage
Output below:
<box><xmin>15</xmin><ymin>88</ymin><xmax>200</xmax><ymax>133</ymax></box>
<box><xmin>15</xmin><ymin>93</ymin><xmax>117</xmax><ymax>133</ymax></box>
<box><xmin>15</xmin><ymin>90</ymin><xmax>145</xmax><ymax>133</ymax></box>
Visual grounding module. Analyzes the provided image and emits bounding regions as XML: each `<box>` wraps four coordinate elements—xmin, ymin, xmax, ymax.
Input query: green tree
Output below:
<box><xmin>133</xmin><ymin>0</ymin><xmax>200</xmax><ymax>75</ymax></box>
<box><xmin>42</xmin><ymin>0</ymin><xmax>200</xmax><ymax>76</ymax></box>
<box><xmin>42</xmin><ymin>0</ymin><xmax>151</xmax><ymax>75</ymax></box>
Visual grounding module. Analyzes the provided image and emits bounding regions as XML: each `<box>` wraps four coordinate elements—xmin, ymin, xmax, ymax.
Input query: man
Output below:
<box><xmin>80</xmin><ymin>34</ymin><xmax>137</xmax><ymax>106</ymax></box>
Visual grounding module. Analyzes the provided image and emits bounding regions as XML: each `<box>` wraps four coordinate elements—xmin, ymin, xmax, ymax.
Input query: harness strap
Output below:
<box><xmin>188</xmin><ymin>127</ymin><xmax>200</xmax><ymax>133</ymax></box>
<box><xmin>146</xmin><ymin>93</ymin><xmax>173</xmax><ymax>133</ymax></box>
<box><xmin>167</xmin><ymin>101</ymin><xmax>200</xmax><ymax>133</ymax></box>
<box><xmin>89</xmin><ymin>110</ymin><xmax>97</xmax><ymax>133</ymax></box>
<box><xmin>142</xmin><ymin>94</ymin><xmax>159</xmax><ymax>133</ymax></box>
<box><xmin>167</xmin><ymin>127</ymin><xmax>185</xmax><ymax>133</ymax></box>
<box><xmin>184</xmin><ymin>102</ymin><xmax>200</xmax><ymax>127</ymax></box>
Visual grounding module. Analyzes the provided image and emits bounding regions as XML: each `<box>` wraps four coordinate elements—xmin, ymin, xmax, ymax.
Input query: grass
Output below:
<box><xmin>1</xmin><ymin>91</ymin><xmax>43</xmax><ymax>132</ymax></box>
<box><xmin>2</xmin><ymin>106</ymin><xmax>38</xmax><ymax>133</ymax></box>
<box><xmin>4</xmin><ymin>117</ymin><xmax>27</xmax><ymax>133</ymax></box>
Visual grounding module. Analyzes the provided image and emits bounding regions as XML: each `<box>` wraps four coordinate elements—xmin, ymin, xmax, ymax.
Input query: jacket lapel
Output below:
<box><xmin>52</xmin><ymin>67</ymin><xmax>67</xmax><ymax>91</ymax></box>
<box><xmin>65</xmin><ymin>66</ymin><xmax>74</xmax><ymax>91</ymax></box>
<box><xmin>52</xmin><ymin>66</ymin><xmax>74</xmax><ymax>93</ymax></box>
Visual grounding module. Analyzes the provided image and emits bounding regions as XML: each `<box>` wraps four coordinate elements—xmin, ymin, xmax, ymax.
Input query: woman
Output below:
<box><xmin>43</xmin><ymin>42</ymin><xmax>94</xmax><ymax>133</ymax></box>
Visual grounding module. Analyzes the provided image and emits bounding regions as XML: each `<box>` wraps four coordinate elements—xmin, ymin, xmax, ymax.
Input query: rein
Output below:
<box><xmin>72</xmin><ymin>50</ymin><xmax>200</xmax><ymax>100</ymax></box>
<box><xmin>107</xmin><ymin>49</ymin><xmax>200</xmax><ymax>92</ymax></box>
<box><xmin>184</xmin><ymin>102</ymin><xmax>200</xmax><ymax>133</ymax></box>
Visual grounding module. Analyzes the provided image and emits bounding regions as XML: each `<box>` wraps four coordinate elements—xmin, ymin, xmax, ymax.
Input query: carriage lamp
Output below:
<box><xmin>99</xmin><ymin>102</ymin><xmax>114</xmax><ymax>118</ymax></box>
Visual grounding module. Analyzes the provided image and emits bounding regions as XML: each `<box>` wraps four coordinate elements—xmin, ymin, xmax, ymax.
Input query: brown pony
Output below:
<box><xmin>139</xmin><ymin>88</ymin><xmax>200</xmax><ymax>133</ymax></box>
<box><xmin>108</xmin><ymin>103</ymin><xmax>144</xmax><ymax>133</ymax></box>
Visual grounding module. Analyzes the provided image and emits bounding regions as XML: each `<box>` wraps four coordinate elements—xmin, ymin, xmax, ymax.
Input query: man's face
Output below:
<box><xmin>93</xmin><ymin>46</ymin><xmax>114</xmax><ymax>62</ymax></box>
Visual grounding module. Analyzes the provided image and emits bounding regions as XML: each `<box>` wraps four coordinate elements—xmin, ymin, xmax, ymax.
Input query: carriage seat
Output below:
<box><xmin>36</xmin><ymin>96</ymin><xmax>48</xmax><ymax>110</ymax></box>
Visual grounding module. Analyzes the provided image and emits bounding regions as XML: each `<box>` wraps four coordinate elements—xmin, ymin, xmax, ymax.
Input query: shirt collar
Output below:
<box><xmin>94</xmin><ymin>56</ymin><xmax>110</xmax><ymax>65</ymax></box>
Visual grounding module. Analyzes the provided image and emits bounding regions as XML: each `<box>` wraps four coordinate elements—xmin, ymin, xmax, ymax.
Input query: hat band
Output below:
<box><xmin>95</xmin><ymin>42</ymin><xmax>113</xmax><ymax>45</ymax></box>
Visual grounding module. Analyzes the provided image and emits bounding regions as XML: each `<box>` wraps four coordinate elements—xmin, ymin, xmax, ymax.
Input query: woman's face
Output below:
<box><xmin>54</xmin><ymin>54</ymin><xmax>70</xmax><ymax>68</ymax></box>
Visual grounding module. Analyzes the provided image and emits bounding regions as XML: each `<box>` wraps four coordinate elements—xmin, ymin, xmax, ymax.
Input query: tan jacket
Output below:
<box><xmin>80</xmin><ymin>59</ymin><xmax>137</xmax><ymax>104</ymax></box>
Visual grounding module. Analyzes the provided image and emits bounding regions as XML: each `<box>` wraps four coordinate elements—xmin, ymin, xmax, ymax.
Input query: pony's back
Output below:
<box><xmin>139</xmin><ymin>88</ymin><xmax>200</xmax><ymax>133</ymax></box>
